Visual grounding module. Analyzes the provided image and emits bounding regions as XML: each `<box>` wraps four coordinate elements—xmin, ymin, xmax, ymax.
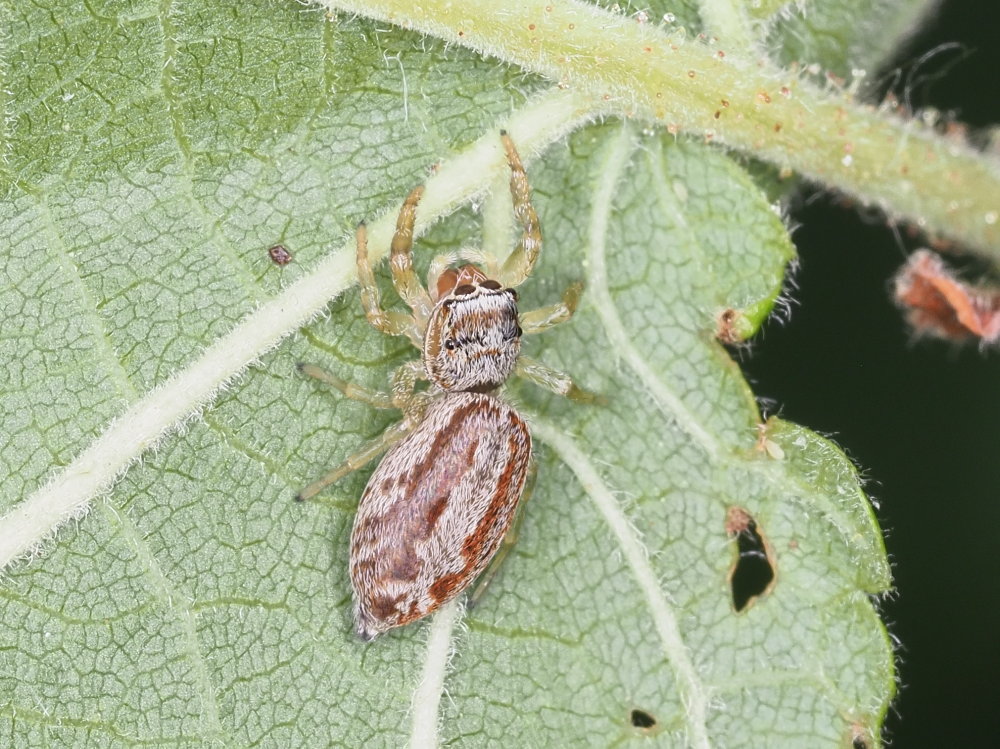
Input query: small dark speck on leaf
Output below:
<box><xmin>268</xmin><ymin>244</ymin><xmax>293</xmax><ymax>266</ymax></box>
<box><xmin>630</xmin><ymin>709</ymin><xmax>657</xmax><ymax>729</ymax></box>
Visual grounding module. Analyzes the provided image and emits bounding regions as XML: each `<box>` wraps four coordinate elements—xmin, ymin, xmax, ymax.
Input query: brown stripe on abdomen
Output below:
<box><xmin>460</xmin><ymin>412</ymin><xmax>530</xmax><ymax>576</ymax></box>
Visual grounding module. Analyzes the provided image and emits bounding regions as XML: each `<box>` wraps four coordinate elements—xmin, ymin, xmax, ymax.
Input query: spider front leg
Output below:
<box><xmin>516</xmin><ymin>356</ymin><xmax>602</xmax><ymax>403</ymax></box>
<box><xmin>497</xmin><ymin>132</ymin><xmax>542</xmax><ymax>289</ymax></box>
<box><xmin>356</xmin><ymin>222</ymin><xmax>422</xmax><ymax>347</ymax></box>
<box><xmin>390</xmin><ymin>185</ymin><xmax>435</xmax><ymax>326</ymax></box>
<box><xmin>519</xmin><ymin>281</ymin><xmax>583</xmax><ymax>335</ymax></box>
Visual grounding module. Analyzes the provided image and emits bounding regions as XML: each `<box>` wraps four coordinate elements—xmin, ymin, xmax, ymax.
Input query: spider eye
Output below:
<box><xmin>444</xmin><ymin>338</ymin><xmax>457</xmax><ymax>351</ymax></box>
<box><xmin>481</xmin><ymin>279</ymin><xmax>502</xmax><ymax>290</ymax></box>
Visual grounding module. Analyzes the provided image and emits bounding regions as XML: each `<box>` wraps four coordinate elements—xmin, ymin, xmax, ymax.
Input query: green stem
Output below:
<box><xmin>322</xmin><ymin>0</ymin><xmax>1000</xmax><ymax>258</ymax></box>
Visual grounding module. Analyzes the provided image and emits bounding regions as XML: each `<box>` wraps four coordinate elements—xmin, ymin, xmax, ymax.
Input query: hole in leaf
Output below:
<box><xmin>629</xmin><ymin>708</ymin><xmax>657</xmax><ymax>730</ymax></box>
<box><xmin>726</xmin><ymin>507</ymin><xmax>776</xmax><ymax>612</ymax></box>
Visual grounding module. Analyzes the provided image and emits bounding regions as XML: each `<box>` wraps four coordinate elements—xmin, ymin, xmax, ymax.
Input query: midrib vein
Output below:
<box><xmin>531</xmin><ymin>419</ymin><xmax>712</xmax><ymax>749</ymax></box>
<box><xmin>407</xmin><ymin>598</ymin><xmax>462</xmax><ymax>749</ymax></box>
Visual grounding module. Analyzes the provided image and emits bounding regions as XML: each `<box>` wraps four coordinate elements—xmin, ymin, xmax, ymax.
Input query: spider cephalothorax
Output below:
<box><xmin>423</xmin><ymin>265</ymin><xmax>523</xmax><ymax>392</ymax></box>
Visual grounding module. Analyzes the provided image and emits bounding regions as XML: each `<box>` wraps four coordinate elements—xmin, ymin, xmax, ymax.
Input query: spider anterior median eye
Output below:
<box><xmin>444</xmin><ymin>338</ymin><xmax>457</xmax><ymax>351</ymax></box>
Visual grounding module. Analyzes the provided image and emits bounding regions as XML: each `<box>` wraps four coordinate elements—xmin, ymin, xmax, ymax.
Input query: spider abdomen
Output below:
<box><xmin>350</xmin><ymin>391</ymin><xmax>531</xmax><ymax>640</ymax></box>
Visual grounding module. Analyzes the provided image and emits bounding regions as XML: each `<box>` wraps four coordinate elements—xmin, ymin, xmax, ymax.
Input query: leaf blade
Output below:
<box><xmin>0</xmin><ymin>4</ymin><xmax>892</xmax><ymax>747</ymax></box>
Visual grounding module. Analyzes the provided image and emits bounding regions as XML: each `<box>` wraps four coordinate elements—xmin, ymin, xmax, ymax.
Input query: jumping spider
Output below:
<box><xmin>297</xmin><ymin>132</ymin><xmax>590</xmax><ymax>640</ymax></box>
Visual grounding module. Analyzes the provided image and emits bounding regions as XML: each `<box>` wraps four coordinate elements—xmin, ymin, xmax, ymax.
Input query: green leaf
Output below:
<box><xmin>766</xmin><ymin>0</ymin><xmax>935</xmax><ymax>80</ymax></box>
<box><xmin>1</xmin><ymin>2</ymin><xmax>895</xmax><ymax>747</ymax></box>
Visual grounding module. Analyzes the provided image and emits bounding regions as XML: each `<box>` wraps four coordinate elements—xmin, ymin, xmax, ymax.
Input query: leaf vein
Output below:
<box><xmin>532</xmin><ymin>419</ymin><xmax>712</xmax><ymax>749</ymax></box>
<box><xmin>588</xmin><ymin>126</ymin><xmax>876</xmax><ymax>567</ymax></box>
<box><xmin>587</xmin><ymin>124</ymin><xmax>722</xmax><ymax>458</ymax></box>
<box><xmin>408</xmin><ymin>598</ymin><xmax>462</xmax><ymax>749</ymax></box>
<box><xmin>156</xmin><ymin>0</ymin><xmax>266</xmax><ymax>306</ymax></box>
<box><xmin>98</xmin><ymin>501</ymin><xmax>230</xmax><ymax>746</ymax></box>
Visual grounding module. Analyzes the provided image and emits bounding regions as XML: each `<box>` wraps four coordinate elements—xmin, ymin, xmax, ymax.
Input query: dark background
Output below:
<box><xmin>743</xmin><ymin>2</ymin><xmax>1000</xmax><ymax>745</ymax></box>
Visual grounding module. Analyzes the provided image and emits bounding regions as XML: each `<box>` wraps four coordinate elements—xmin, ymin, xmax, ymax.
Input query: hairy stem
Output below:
<box><xmin>322</xmin><ymin>0</ymin><xmax>1000</xmax><ymax>258</ymax></box>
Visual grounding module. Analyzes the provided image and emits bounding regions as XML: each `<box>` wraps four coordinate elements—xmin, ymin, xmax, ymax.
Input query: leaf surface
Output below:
<box><xmin>0</xmin><ymin>1</ymin><xmax>896</xmax><ymax>746</ymax></box>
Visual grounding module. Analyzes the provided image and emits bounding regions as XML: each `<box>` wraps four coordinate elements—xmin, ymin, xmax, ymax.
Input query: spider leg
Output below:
<box><xmin>356</xmin><ymin>222</ymin><xmax>422</xmax><ymax>347</ymax></box>
<box><xmin>467</xmin><ymin>459</ymin><xmax>538</xmax><ymax>609</ymax></box>
<box><xmin>519</xmin><ymin>281</ymin><xmax>583</xmax><ymax>334</ymax></box>
<box><xmin>390</xmin><ymin>185</ymin><xmax>435</xmax><ymax>326</ymax></box>
<box><xmin>298</xmin><ymin>362</ymin><xmax>395</xmax><ymax>409</ymax></box>
<box><xmin>390</xmin><ymin>359</ymin><xmax>431</xmax><ymax>422</ymax></box>
<box><xmin>457</xmin><ymin>247</ymin><xmax>495</xmax><ymax>270</ymax></box>
<box><xmin>426</xmin><ymin>252</ymin><xmax>457</xmax><ymax>302</ymax></box>
<box><xmin>515</xmin><ymin>355</ymin><xmax>603</xmax><ymax>403</ymax></box>
<box><xmin>497</xmin><ymin>132</ymin><xmax>542</xmax><ymax>289</ymax></box>
<box><xmin>295</xmin><ymin>420</ymin><xmax>413</xmax><ymax>503</ymax></box>
<box><xmin>295</xmin><ymin>358</ymin><xmax>430</xmax><ymax>503</ymax></box>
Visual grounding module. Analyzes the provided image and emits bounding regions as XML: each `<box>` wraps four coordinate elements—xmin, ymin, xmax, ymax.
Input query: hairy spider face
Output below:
<box><xmin>423</xmin><ymin>265</ymin><xmax>522</xmax><ymax>392</ymax></box>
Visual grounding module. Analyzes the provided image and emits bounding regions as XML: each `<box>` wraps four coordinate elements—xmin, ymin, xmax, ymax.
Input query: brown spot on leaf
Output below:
<box><xmin>715</xmin><ymin>308</ymin><xmax>743</xmax><ymax>343</ymax></box>
<box><xmin>267</xmin><ymin>244</ymin><xmax>292</xmax><ymax>265</ymax></box>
